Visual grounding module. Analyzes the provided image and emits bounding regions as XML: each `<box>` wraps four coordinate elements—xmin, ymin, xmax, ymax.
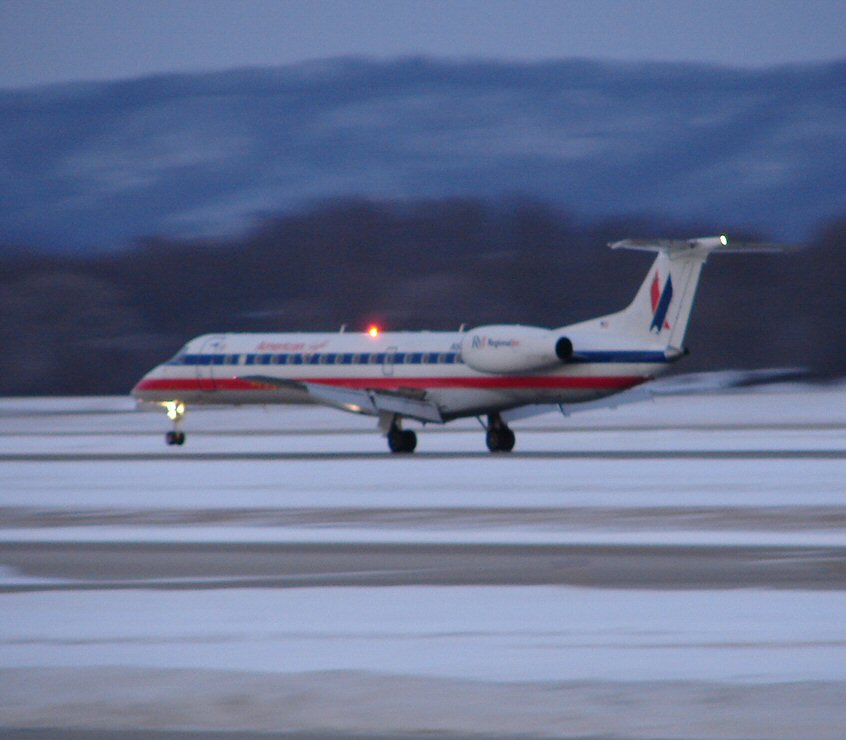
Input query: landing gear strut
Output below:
<box><xmin>384</xmin><ymin>415</ymin><xmax>417</xmax><ymax>454</ymax></box>
<box><xmin>485</xmin><ymin>413</ymin><xmax>515</xmax><ymax>453</ymax></box>
<box><xmin>163</xmin><ymin>401</ymin><xmax>186</xmax><ymax>446</ymax></box>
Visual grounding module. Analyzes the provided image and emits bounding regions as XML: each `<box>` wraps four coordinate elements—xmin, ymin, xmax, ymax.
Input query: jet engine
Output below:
<box><xmin>461</xmin><ymin>325</ymin><xmax>573</xmax><ymax>374</ymax></box>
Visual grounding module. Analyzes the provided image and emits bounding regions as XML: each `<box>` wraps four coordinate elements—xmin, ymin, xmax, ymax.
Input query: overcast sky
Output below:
<box><xmin>2</xmin><ymin>0</ymin><xmax>845</xmax><ymax>89</ymax></box>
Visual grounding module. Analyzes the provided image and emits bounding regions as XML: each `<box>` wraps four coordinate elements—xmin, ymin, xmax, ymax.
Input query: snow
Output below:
<box><xmin>1</xmin><ymin>383</ymin><xmax>845</xmax><ymax>733</ymax></box>
<box><xmin>2</xmin><ymin>383</ymin><xmax>845</xmax><ymax>554</ymax></box>
<box><xmin>2</xmin><ymin>457</ymin><xmax>845</xmax><ymax>510</ymax></box>
<box><xmin>2</xmin><ymin>587</ymin><xmax>845</xmax><ymax>684</ymax></box>
<box><xmin>2</xmin><ymin>526</ymin><xmax>845</xmax><ymax>548</ymax></box>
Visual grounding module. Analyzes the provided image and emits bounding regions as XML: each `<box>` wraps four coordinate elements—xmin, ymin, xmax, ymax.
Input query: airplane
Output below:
<box><xmin>132</xmin><ymin>235</ymin><xmax>782</xmax><ymax>453</ymax></box>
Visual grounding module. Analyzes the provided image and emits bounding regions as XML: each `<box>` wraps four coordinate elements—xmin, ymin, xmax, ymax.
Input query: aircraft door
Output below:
<box><xmin>196</xmin><ymin>334</ymin><xmax>227</xmax><ymax>390</ymax></box>
<box><xmin>382</xmin><ymin>346</ymin><xmax>397</xmax><ymax>377</ymax></box>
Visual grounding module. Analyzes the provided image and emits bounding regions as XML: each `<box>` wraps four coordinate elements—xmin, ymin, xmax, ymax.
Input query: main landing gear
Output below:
<box><xmin>163</xmin><ymin>401</ymin><xmax>186</xmax><ymax>446</ymax></box>
<box><xmin>382</xmin><ymin>414</ymin><xmax>417</xmax><ymax>454</ymax></box>
<box><xmin>485</xmin><ymin>413</ymin><xmax>515</xmax><ymax>453</ymax></box>
<box><xmin>380</xmin><ymin>412</ymin><xmax>514</xmax><ymax>454</ymax></box>
<box><xmin>388</xmin><ymin>423</ymin><xmax>417</xmax><ymax>454</ymax></box>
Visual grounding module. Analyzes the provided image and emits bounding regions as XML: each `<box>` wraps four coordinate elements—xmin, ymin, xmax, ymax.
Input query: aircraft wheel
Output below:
<box><xmin>401</xmin><ymin>429</ymin><xmax>417</xmax><ymax>453</ymax></box>
<box><xmin>486</xmin><ymin>426</ymin><xmax>515</xmax><ymax>453</ymax></box>
<box><xmin>165</xmin><ymin>430</ymin><xmax>186</xmax><ymax>446</ymax></box>
<box><xmin>388</xmin><ymin>427</ymin><xmax>416</xmax><ymax>453</ymax></box>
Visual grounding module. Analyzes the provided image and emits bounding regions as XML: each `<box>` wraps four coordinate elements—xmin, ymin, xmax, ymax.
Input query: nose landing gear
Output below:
<box><xmin>165</xmin><ymin>430</ymin><xmax>186</xmax><ymax>446</ymax></box>
<box><xmin>163</xmin><ymin>401</ymin><xmax>186</xmax><ymax>446</ymax></box>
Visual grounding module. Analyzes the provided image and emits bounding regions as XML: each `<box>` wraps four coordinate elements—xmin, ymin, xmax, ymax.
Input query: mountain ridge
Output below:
<box><xmin>2</xmin><ymin>57</ymin><xmax>844</xmax><ymax>251</ymax></box>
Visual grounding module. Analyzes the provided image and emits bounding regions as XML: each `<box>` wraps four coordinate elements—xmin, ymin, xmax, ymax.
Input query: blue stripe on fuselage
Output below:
<box><xmin>166</xmin><ymin>349</ymin><xmax>670</xmax><ymax>366</ymax></box>
<box><xmin>570</xmin><ymin>350</ymin><xmax>669</xmax><ymax>363</ymax></box>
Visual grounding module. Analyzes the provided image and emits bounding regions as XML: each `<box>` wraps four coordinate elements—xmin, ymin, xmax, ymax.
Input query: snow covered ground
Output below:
<box><xmin>2</xmin><ymin>587</ymin><xmax>845</xmax><ymax>683</ymax></box>
<box><xmin>1</xmin><ymin>382</ymin><xmax>845</xmax><ymax>736</ymax></box>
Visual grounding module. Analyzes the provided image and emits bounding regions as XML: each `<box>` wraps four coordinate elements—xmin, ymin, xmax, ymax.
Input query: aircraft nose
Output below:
<box><xmin>131</xmin><ymin>367</ymin><xmax>160</xmax><ymax>400</ymax></box>
<box><xmin>130</xmin><ymin>375</ymin><xmax>148</xmax><ymax>399</ymax></box>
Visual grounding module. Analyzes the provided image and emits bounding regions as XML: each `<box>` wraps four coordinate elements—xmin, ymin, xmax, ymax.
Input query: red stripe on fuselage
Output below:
<box><xmin>307</xmin><ymin>376</ymin><xmax>642</xmax><ymax>390</ymax></box>
<box><xmin>133</xmin><ymin>375</ymin><xmax>645</xmax><ymax>394</ymax></box>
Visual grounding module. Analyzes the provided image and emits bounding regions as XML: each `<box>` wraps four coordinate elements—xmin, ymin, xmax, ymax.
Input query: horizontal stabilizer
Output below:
<box><xmin>609</xmin><ymin>235</ymin><xmax>791</xmax><ymax>254</ymax></box>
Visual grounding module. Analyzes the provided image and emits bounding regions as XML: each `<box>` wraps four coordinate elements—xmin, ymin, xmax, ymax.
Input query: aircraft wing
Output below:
<box><xmin>306</xmin><ymin>383</ymin><xmax>443</xmax><ymax>423</ymax></box>
<box><xmin>501</xmin><ymin>387</ymin><xmax>656</xmax><ymax>423</ymax></box>
<box><xmin>238</xmin><ymin>375</ymin><xmax>443</xmax><ymax>423</ymax></box>
<box><xmin>501</xmin><ymin>367</ymin><xmax>808</xmax><ymax>424</ymax></box>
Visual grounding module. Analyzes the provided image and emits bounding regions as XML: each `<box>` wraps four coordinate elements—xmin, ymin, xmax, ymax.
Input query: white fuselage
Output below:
<box><xmin>132</xmin><ymin>328</ymin><xmax>672</xmax><ymax>421</ymax></box>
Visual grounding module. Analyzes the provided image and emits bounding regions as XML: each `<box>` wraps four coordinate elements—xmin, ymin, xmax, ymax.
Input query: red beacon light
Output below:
<box><xmin>367</xmin><ymin>325</ymin><xmax>380</xmax><ymax>338</ymax></box>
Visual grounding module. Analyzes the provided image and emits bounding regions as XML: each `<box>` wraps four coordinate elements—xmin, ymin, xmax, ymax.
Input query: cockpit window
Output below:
<box><xmin>166</xmin><ymin>343</ymin><xmax>193</xmax><ymax>365</ymax></box>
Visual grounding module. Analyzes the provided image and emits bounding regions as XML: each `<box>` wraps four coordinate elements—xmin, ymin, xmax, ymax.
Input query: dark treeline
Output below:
<box><xmin>0</xmin><ymin>198</ymin><xmax>844</xmax><ymax>396</ymax></box>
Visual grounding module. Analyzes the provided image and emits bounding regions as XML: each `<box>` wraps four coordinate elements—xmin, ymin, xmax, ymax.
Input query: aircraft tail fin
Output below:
<box><xmin>581</xmin><ymin>235</ymin><xmax>786</xmax><ymax>350</ymax></box>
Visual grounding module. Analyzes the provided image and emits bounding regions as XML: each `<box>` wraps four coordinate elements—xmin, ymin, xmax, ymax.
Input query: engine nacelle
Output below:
<box><xmin>461</xmin><ymin>325</ymin><xmax>573</xmax><ymax>374</ymax></box>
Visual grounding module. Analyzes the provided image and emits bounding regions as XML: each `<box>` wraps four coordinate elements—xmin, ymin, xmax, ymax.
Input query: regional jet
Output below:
<box><xmin>132</xmin><ymin>235</ymin><xmax>781</xmax><ymax>452</ymax></box>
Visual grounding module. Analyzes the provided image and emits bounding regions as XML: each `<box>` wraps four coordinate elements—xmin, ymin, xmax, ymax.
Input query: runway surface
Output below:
<box><xmin>1</xmin><ymin>384</ymin><xmax>845</xmax><ymax>737</ymax></box>
<box><xmin>3</xmin><ymin>448</ymin><xmax>846</xmax><ymax>461</ymax></box>
<box><xmin>2</xmin><ymin>541</ymin><xmax>846</xmax><ymax>592</ymax></box>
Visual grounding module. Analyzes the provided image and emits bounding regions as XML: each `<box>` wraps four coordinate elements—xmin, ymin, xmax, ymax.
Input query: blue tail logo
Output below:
<box><xmin>649</xmin><ymin>272</ymin><xmax>673</xmax><ymax>333</ymax></box>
